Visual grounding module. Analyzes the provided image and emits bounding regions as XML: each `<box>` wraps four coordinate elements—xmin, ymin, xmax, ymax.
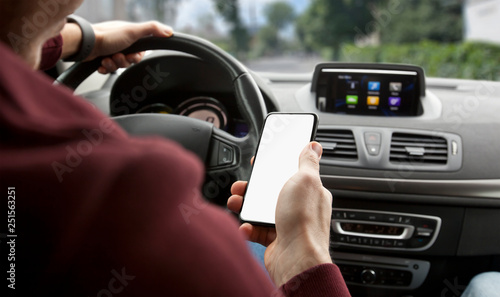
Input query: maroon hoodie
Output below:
<box><xmin>0</xmin><ymin>40</ymin><xmax>351</xmax><ymax>297</ymax></box>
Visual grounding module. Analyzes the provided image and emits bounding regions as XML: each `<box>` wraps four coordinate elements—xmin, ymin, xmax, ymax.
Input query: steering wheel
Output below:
<box><xmin>55</xmin><ymin>33</ymin><xmax>267</xmax><ymax>206</ymax></box>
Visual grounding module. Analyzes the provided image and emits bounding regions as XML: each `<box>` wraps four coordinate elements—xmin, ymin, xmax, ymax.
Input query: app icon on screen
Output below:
<box><xmin>346</xmin><ymin>95</ymin><xmax>359</xmax><ymax>105</ymax></box>
<box><xmin>347</xmin><ymin>81</ymin><xmax>360</xmax><ymax>90</ymax></box>
<box><xmin>389</xmin><ymin>97</ymin><xmax>402</xmax><ymax>107</ymax></box>
<box><xmin>367</xmin><ymin>96</ymin><xmax>380</xmax><ymax>106</ymax></box>
<box><xmin>368</xmin><ymin>81</ymin><xmax>381</xmax><ymax>91</ymax></box>
<box><xmin>390</xmin><ymin>82</ymin><xmax>403</xmax><ymax>92</ymax></box>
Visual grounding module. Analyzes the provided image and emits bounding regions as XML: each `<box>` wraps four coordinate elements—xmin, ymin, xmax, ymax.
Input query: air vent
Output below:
<box><xmin>316</xmin><ymin>129</ymin><xmax>358</xmax><ymax>161</ymax></box>
<box><xmin>390</xmin><ymin>133</ymin><xmax>448</xmax><ymax>165</ymax></box>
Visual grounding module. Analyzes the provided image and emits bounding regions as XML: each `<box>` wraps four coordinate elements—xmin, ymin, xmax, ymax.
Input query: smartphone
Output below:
<box><xmin>240</xmin><ymin>113</ymin><xmax>319</xmax><ymax>226</ymax></box>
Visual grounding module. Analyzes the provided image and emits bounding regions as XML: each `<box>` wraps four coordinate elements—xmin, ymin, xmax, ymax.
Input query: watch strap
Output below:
<box><xmin>64</xmin><ymin>15</ymin><xmax>96</xmax><ymax>62</ymax></box>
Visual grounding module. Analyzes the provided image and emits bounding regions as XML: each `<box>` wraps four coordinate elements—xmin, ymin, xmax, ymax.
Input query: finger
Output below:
<box><xmin>111</xmin><ymin>53</ymin><xmax>132</xmax><ymax>68</ymax></box>
<box><xmin>98</xmin><ymin>66</ymin><xmax>108</xmax><ymax>74</ymax></box>
<box><xmin>298</xmin><ymin>142</ymin><xmax>322</xmax><ymax>174</ymax></box>
<box><xmin>126</xmin><ymin>52</ymin><xmax>145</xmax><ymax>64</ymax></box>
<box><xmin>250</xmin><ymin>156</ymin><xmax>255</xmax><ymax>165</ymax></box>
<box><xmin>230</xmin><ymin>181</ymin><xmax>248</xmax><ymax>196</ymax></box>
<box><xmin>240</xmin><ymin>223</ymin><xmax>277</xmax><ymax>247</ymax></box>
<box><xmin>100</xmin><ymin>58</ymin><xmax>119</xmax><ymax>73</ymax></box>
<box><xmin>227</xmin><ymin>195</ymin><xmax>243</xmax><ymax>214</ymax></box>
<box><xmin>133</xmin><ymin>21</ymin><xmax>173</xmax><ymax>39</ymax></box>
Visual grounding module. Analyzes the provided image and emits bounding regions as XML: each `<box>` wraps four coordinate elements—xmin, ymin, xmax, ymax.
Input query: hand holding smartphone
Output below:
<box><xmin>239</xmin><ymin>113</ymin><xmax>318</xmax><ymax>226</ymax></box>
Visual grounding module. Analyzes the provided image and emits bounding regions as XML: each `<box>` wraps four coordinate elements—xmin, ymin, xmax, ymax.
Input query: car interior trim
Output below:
<box><xmin>322</xmin><ymin>175</ymin><xmax>500</xmax><ymax>199</ymax></box>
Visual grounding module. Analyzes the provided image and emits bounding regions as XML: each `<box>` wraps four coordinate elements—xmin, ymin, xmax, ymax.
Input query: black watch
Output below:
<box><xmin>64</xmin><ymin>15</ymin><xmax>96</xmax><ymax>62</ymax></box>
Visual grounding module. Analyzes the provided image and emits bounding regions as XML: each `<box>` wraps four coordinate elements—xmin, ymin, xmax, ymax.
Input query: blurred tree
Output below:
<box><xmin>213</xmin><ymin>0</ymin><xmax>250</xmax><ymax>56</ymax></box>
<box><xmin>256</xmin><ymin>1</ymin><xmax>295</xmax><ymax>55</ymax></box>
<box><xmin>255</xmin><ymin>26</ymin><xmax>280</xmax><ymax>56</ymax></box>
<box><xmin>153</xmin><ymin>0</ymin><xmax>180</xmax><ymax>24</ymax></box>
<box><xmin>264</xmin><ymin>1</ymin><xmax>296</xmax><ymax>31</ymax></box>
<box><xmin>296</xmin><ymin>0</ymin><xmax>374</xmax><ymax>60</ymax></box>
<box><xmin>379</xmin><ymin>0</ymin><xmax>463</xmax><ymax>43</ymax></box>
<box><xmin>296</xmin><ymin>0</ymin><xmax>463</xmax><ymax>60</ymax></box>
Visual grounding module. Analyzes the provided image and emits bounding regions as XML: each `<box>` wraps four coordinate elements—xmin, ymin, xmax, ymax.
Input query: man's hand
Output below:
<box><xmin>227</xmin><ymin>142</ymin><xmax>333</xmax><ymax>287</ymax></box>
<box><xmin>62</xmin><ymin>21</ymin><xmax>173</xmax><ymax>74</ymax></box>
<box><xmin>90</xmin><ymin>21</ymin><xmax>173</xmax><ymax>74</ymax></box>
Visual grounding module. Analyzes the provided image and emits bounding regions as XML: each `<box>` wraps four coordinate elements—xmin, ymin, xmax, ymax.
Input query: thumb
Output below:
<box><xmin>134</xmin><ymin>21</ymin><xmax>173</xmax><ymax>39</ymax></box>
<box><xmin>298</xmin><ymin>142</ymin><xmax>322</xmax><ymax>174</ymax></box>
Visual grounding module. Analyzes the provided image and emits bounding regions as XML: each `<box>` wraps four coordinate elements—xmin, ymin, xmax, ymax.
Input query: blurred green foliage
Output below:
<box><xmin>212</xmin><ymin>0</ymin><xmax>250</xmax><ymax>57</ymax></box>
<box><xmin>264</xmin><ymin>1</ymin><xmax>295</xmax><ymax>30</ymax></box>
<box><xmin>340</xmin><ymin>41</ymin><xmax>500</xmax><ymax>81</ymax></box>
<box><xmin>296</xmin><ymin>0</ymin><xmax>373</xmax><ymax>60</ymax></box>
<box><xmin>379</xmin><ymin>0</ymin><xmax>463</xmax><ymax>43</ymax></box>
<box><xmin>208</xmin><ymin>0</ymin><xmax>498</xmax><ymax>80</ymax></box>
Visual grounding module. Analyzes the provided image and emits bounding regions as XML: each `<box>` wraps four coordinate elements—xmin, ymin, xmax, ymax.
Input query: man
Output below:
<box><xmin>0</xmin><ymin>1</ymin><xmax>351</xmax><ymax>296</ymax></box>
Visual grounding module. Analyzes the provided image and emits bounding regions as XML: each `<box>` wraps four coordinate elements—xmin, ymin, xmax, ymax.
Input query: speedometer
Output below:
<box><xmin>176</xmin><ymin>97</ymin><xmax>228</xmax><ymax>130</ymax></box>
<box><xmin>136</xmin><ymin>103</ymin><xmax>173</xmax><ymax>114</ymax></box>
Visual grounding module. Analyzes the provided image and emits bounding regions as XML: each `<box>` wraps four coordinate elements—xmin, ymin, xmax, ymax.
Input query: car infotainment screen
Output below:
<box><xmin>312</xmin><ymin>64</ymin><xmax>425</xmax><ymax>117</ymax></box>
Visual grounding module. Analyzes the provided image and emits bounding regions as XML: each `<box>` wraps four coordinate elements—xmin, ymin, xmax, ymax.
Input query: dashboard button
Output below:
<box><xmin>395</xmin><ymin>240</ymin><xmax>406</xmax><ymax>248</ymax></box>
<box><xmin>386</xmin><ymin>215</ymin><xmax>398</xmax><ymax>223</ymax></box>
<box><xmin>367</xmin><ymin>145</ymin><xmax>381</xmax><ymax>156</ymax></box>
<box><xmin>361</xmin><ymin>237</ymin><xmax>372</xmax><ymax>245</ymax></box>
<box><xmin>402</xmin><ymin>217</ymin><xmax>412</xmax><ymax>224</ymax></box>
<box><xmin>365</xmin><ymin>132</ymin><xmax>382</xmax><ymax>156</ymax></box>
<box><xmin>333</xmin><ymin>211</ymin><xmax>343</xmax><ymax>219</ymax></box>
<box><xmin>417</xmin><ymin>227</ymin><xmax>433</xmax><ymax>237</ymax></box>
<box><xmin>347</xmin><ymin>212</ymin><xmax>357</xmax><ymax>219</ymax></box>
<box><xmin>398</xmin><ymin>216</ymin><xmax>412</xmax><ymax>224</ymax></box>
<box><xmin>382</xmin><ymin>240</ymin><xmax>395</xmax><ymax>247</ymax></box>
<box><xmin>361</xmin><ymin>269</ymin><xmax>377</xmax><ymax>284</ymax></box>
<box><xmin>367</xmin><ymin>214</ymin><xmax>381</xmax><ymax>221</ymax></box>
<box><xmin>365</xmin><ymin>132</ymin><xmax>382</xmax><ymax>145</ymax></box>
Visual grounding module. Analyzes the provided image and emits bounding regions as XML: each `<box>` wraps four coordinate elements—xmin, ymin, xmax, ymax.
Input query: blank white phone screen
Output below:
<box><xmin>240</xmin><ymin>114</ymin><xmax>316</xmax><ymax>225</ymax></box>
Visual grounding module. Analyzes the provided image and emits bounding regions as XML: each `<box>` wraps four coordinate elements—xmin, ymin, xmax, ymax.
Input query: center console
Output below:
<box><xmin>331</xmin><ymin>209</ymin><xmax>441</xmax><ymax>251</ymax></box>
<box><xmin>330</xmin><ymin>209</ymin><xmax>441</xmax><ymax>291</ymax></box>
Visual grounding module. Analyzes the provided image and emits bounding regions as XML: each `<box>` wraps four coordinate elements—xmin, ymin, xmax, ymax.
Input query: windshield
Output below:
<box><xmin>76</xmin><ymin>0</ymin><xmax>500</xmax><ymax>80</ymax></box>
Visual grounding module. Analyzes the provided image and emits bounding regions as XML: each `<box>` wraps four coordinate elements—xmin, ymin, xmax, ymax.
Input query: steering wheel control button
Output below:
<box><xmin>208</xmin><ymin>140</ymin><xmax>236</xmax><ymax>167</ymax></box>
<box><xmin>218</xmin><ymin>143</ymin><xmax>234</xmax><ymax>165</ymax></box>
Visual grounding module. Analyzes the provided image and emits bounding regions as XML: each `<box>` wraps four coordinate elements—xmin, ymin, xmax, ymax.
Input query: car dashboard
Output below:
<box><xmin>80</xmin><ymin>52</ymin><xmax>500</xmax><ymax>297</ymax></box>
<box><xmin>265</xmin><ymin>67</ymin><xmax>500</xmax><ymax>297</ymax></box>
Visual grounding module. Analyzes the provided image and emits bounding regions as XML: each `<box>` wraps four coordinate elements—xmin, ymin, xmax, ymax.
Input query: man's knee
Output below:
<box><xmin>462</xmin><ymin>272</ymin><xmax>500</xmax><ymax>297</ymax></box>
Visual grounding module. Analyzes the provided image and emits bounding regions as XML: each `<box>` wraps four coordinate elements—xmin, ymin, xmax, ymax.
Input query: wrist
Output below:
<box><xmin>62</xmin><ymin>15</ymin><xmax>95</xmax><ymax>62</ymax></box>
<box><xmin>60</xmin><ymin>23</ymin><xmax>82</xmax><ymax>59</ymax></box>
<box><xmin>271</xmin><ymin>237</ymin><xmax>333</xmax><ymax>287</ymax></box>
